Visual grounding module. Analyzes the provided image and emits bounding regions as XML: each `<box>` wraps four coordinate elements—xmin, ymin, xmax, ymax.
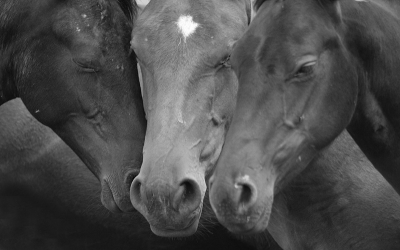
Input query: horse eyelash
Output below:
<box><xmin>220</xmin><ymin>54</ymin><xmax>231</xmax><ymax>67</ymax></box>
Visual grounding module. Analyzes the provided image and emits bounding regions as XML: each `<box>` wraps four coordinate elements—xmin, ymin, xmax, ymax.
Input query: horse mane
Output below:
<box><xmin>116</xmin><ymin>0</ymin><xmax>138</xmax><ymax>22</ymax></box>
<box><xmin>0</xmin><ymin>59</ymin><xmax>18</xmax><ymax>105</ymax></box>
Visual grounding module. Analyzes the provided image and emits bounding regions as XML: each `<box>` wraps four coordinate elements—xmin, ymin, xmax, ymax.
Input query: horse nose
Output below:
<box><xmin>172</xmin><ymin>178</ymin><xmax>202</xmax><ymax>213</ymax></box>
<box><xmin>210</xmin><ymin>174</ymin><xmax>258</xmax><ymax>217</ymax></box>
<box><xmin>130</xmin><ymin>175</ymin><xmax>202</xmax><ymax>216</ymax></box>
<box><xmin>233</xmin><ymin>177</ymin><xmax>258</xmax><ymax>214</ymax></box>
<box><xmin>130</xmin><ymin>175</ymin><xmax>146</xmax><ymax>210</ymax></box>
<box><xmin>124</xmin><ymin>169</ymin><xmax>140</xmax><ymax>189</ymax></box>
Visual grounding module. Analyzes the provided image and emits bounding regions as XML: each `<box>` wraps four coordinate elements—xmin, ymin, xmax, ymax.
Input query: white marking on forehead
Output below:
<box><xmin>176</xmin><ymin>15</ymin><xmax>199</xmax><ymax>42</ymax></box>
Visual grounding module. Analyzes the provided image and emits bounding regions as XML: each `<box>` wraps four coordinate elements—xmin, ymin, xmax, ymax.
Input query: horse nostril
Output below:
<box><xmin>234</xmin><ymin>179</ymin><xmax>258</xmax><ymax>214</ymax></box>
<box><xmin>130</xmin><ymin>176</ymin><xmax>144</xmax><ymax>208</ymax></box>
<box><xmin>181</xmin><ymin>180</ymin><xmax>195</xmax><ymax>202</ymax></box>
<box><xmin>173</xmin><ymin>179</ymin><xmax>202</xmax><ymax>213</ymax></box>
<box><xmin>208</xmin><ymin>175</ymin><xmax>215</xmax><ymax>190</ymax></box>
<box><xmin>238</xmin><ymin>183</ymin><xmax>252</xmax><ymax>204</ymax></box>
<box><xmin>125</xmin><ymin>169</ymin><xmax>140</xmax><ymax>185</ymax></box>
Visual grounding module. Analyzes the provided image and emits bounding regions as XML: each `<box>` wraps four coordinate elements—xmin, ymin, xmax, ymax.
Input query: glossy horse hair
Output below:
<box><xmin>117</xmin><ymin>0</ymin><xmax>138</xmax><ymax>22</ymax></box>
<box><xmin>99</xmin><ymin>0</ymin><xmax>138</xmax><ymax>22</ymax></box>
<box><xmin>0</xmin><ymin>0</ymin><xmax>138</xmax><ymax>104</ymax></box>
<box><xmin>0</xmin><ymin>1</ymin><xmax>59</xmax><ymax>82</ymax></box>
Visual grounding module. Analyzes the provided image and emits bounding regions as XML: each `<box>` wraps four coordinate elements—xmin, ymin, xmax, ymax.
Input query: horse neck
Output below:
<box><xmin>268</xmin><ymin>131</ymin><xmax>370</xmax><ymax>248</ymax></box>
<box><xmin>0</xmin><ymin>100</ymin><xmax>58</xmax><ymax>174</ymax></box>
<box><xmin>342</xmin><ymin>0</ymin><xmax>400</xmax><ymax>186</ymax></box>
<box><xmin>343</xmin><ymin>0</ymin><xmax>400</xmax><ymax>129</ymax></box>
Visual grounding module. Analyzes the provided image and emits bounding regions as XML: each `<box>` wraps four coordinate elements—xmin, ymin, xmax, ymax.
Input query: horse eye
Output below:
<box><xmin>294</xmin><ymin>61</ymin><xmax>316</xmax><ymax>78</ymax></box>
<box><xmin>73</xmin><ymin>58</ymin><xmax>101</xmax><ymax>73</ymax></box>
<box><xmin>219</xmin><ymin>54</ymin><xmax>231</xmax><ymax>68</ymax></box>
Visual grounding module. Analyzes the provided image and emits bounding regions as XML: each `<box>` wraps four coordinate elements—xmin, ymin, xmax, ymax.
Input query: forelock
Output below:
<box><xmin>116</xmin><ymin>0</ymin><xmax>138</xmax><ymax>23</ymax></box>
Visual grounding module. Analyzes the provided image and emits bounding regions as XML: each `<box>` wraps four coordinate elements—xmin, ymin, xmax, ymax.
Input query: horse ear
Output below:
<box><xmin>319</xmin><ymin>0</ymin><xmax>343</xmax><ymax>24</ymax></box>
<box><xmin>233</xmin><ymin>0</ymin><xmax>252</xmax><ymax>24</ymax></box>
<box><xmin>245</xmin><ymin>0</ymin><xmax>252</xmax><ymax>24</ymax></box>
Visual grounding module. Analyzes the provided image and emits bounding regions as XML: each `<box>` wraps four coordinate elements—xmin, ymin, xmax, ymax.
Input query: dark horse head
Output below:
<box><xmin>209</xmin><ymin>0</ymin><xmax>362</xmax><ymax>233</ymax></box>
<box><xmin>130</xmin><ymin>0</ymin><xmax>251</xmax><ymax>237</ymax></box>
<box><xmin>0</xmin><ymin>0</ymin><xmax>146</xmax><ymax>213</ymax></box>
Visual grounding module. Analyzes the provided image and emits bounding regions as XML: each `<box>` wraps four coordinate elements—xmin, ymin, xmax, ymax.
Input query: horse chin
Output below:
<box><xmin>216</xmin><ymin>201</ymin><xmax>271</xmax><ymax>235</ymax></box>
<box><xmin>227</xmin><ymin>218</ymin><xmax>269</xmax><ymax>235</ymax></box>
<box><xmin>100</xmin><ymin>180</ymin><xmax>134</xmax><ymax>213</ymax></box>
<box><xmin>149</xmin><ymin>214</ymin><xmax>201</xmax><ymax>238</ymax></box>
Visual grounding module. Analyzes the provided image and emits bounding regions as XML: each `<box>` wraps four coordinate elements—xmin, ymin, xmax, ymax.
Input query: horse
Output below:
<box><xmin>129</xmin><ymin>0</ymin><xmax>252</xmax><ymax>237</ymax></box>
<box><xmin>210</xmin><ymin>130</ymin><xmax>400</xmax><ymax>249</ymax></box>
<box><xmin>0</xmin><ymin>0</ymin><xmax>146</xmax><ymax>213</ymax></box>
<box><xmin>210</xmin><ymin>0</ymin><xmax>400</xmax><ymax>194</ymax></box>
<box><xmin>0</xmin><ymin>99</ymin><xmax>260</xmax><ymax>250</ymax></box>
<box><xmin>208</xmin><ymin>0</ymin><xmax>400</xmax><ymax>246</ymax></box>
